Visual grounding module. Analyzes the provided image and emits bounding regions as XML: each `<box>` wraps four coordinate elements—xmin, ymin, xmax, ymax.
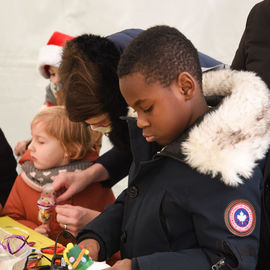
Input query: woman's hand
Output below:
<box><xmin>56</xmin><ymin>204</ymin><xmax>100</xmax><ymax>236</ymax></box>
<box><xmin>52</xmin><ymin>171</ymin><xmax>89</xmax><ymax>203</ymax></box>
<box><xmin>52</xmin><ymin>163</ymin><xmax>110</xmax><ymax>203</ymax></box>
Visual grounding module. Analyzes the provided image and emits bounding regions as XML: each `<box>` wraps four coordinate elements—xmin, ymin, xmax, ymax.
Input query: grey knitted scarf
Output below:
<box><xmin>21</xmin><ymin>160</ymin><xmax>92</xmax><ymax>188</ymax></box>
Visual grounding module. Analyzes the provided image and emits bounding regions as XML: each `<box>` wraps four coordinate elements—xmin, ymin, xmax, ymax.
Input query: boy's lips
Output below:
<box><xmin>144</xmin><ymin>134</ymin><xmax>155</xmax><ymax>142</ymax></box>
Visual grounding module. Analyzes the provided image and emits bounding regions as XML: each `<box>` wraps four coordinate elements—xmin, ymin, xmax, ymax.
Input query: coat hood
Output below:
<box><xmin>166</xmin><ymin>69</ymin><xmax>270</xmax><ymax>186</ymax></box>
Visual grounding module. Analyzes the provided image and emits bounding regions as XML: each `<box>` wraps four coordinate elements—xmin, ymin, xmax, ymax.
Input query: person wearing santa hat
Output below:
<box><xmin>38</xmin><ymin>31</ymin><xmax>74</xmax><ymax>106</ymax></box>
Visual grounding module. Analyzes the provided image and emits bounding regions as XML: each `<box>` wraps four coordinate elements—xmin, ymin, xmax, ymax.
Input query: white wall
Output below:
<box><xmin>0</xmin><ymin>0</ymin><xmax>260</xmax><ymax>195</ymax></box>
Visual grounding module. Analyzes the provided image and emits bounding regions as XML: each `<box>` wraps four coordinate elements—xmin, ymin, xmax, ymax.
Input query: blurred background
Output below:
<box><xmin>0</xmin><ymin>0</ymin><xmax>261</xmax><ymax>195</ymax></box>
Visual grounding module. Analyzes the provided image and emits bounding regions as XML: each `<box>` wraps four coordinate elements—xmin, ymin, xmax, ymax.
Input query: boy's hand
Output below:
<box><xmin>35</xmin><ymin>223</ymin><xmax>50</xmax><ymax>237</ymax></box>
<box><xmin>79</xmin><ymin>239</ymin><xmax>100</xmax><ymax>261</ymax></box>
<box><xmin>56</xmin><ymin>204</ymin><xmax>100</xmax><ymax>236</ymax></box>
<box><xmin>108</xmin><ymin>259</ymin><xmax>132</xmax><ymax>270</ymax></box>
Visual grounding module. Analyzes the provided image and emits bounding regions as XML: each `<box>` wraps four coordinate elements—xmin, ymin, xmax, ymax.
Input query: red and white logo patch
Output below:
<box><xmin>224</xmin><ymin>200</ymin><xmax>256</xmax><ymax>237</ymax></box>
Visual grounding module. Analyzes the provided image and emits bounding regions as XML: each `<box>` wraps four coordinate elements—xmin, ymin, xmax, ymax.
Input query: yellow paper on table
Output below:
<box><xmin>0</xmin><ymin>216</ymin><xmax>55</xmax><ymax>269</ymax></box>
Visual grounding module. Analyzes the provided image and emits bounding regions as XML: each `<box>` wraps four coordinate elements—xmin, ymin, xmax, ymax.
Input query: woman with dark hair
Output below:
<box><xmin>53</xmin><ymin>29</ymin><xmax>141</xmax><ymax>236</ymax></box>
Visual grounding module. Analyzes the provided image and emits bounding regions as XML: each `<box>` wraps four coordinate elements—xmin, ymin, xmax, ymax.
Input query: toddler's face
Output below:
<box><xmin>120</xmin><ymin>72</ymin><xmax>193</xmax><ymax>146</ymax></box>
<box><xmin>28</xmin><ymin>122</ymin><xmax>67</xmax><ymax>170</ymax></box>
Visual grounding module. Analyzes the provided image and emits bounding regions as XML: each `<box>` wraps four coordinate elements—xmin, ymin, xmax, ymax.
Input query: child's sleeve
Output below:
<box><xmin>2</xmin><ymin>175</ymin><xmax>38</xmax><ymax>229</ymax></box>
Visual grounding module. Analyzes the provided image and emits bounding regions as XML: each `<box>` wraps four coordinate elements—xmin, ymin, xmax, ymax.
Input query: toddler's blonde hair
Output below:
<box><xmin>31</xmin><ymin>106</ymin><xmax>92</xmax><ymax>161</ymax></box>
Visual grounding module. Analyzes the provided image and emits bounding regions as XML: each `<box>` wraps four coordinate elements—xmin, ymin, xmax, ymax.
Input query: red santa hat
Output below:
<box><xmin>38</xmin><ymin>31</ymin><xmax>74</xmax><ymax>78</ymax></box>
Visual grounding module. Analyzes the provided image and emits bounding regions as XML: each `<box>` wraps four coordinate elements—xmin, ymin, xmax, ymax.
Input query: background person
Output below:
<box><xmin>37</xmin><ymin>31</ymin><xmax>74</xmax><ymax>106</ymax></box>
<box><xmin>231</xmin><ymin>1</ymin><xmax>270</xmax><ymax>268</ymax></box>
<box><xmin>231</xmin><ymin>0</ymin><xmax>270</xmax><ymax>88</ymax></box>
<box><xmin>0</xmin><ymin>128</ymin><xmax>17</xmax><ymax>210</ymax></box>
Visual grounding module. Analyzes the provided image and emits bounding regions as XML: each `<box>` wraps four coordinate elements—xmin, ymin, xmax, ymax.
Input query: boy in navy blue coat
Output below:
<box><xmin>77</xmin><ymin>26</ymin><xmax>270</xmax><ymax>270</ymax></box>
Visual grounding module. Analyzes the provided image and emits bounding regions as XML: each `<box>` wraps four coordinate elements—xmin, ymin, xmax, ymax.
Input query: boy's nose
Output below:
<box><xmin>137</xmin><ymin>116</ymin><xmax>149</xmax><ymax>129</ymax></box>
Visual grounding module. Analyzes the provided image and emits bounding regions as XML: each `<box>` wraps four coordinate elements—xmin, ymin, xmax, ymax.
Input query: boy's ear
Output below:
<box><xmin>176</xmin><ymin>72</ymin><xmax>196</xmax><ymax>100</ymax></box>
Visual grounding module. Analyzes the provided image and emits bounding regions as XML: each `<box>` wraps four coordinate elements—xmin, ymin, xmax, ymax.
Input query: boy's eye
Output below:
<box><xmin>143</xmin><ymin>106</ymin><xmax>153</xmax><ymax>113</ymax></box>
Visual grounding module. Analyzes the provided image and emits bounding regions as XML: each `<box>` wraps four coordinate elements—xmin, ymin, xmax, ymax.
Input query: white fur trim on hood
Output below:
<box><xmin>181</xmin><ymin>69</ymin><xmax>270</xmax><ymax>186</ymax></box>
<box><xmin>127</xmin><ymin>106</ymin><xmax>138</xmax><ymax>118</ymax></box>
<box><xmin>37</xmin><ymin>45</ymin><xmax>63</xmax><ymax>78</ymax></box>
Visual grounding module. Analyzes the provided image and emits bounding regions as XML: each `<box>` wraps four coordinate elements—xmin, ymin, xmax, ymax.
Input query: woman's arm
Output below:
<box><xmin>53</xmin><ymin>147</ymin><xmax>132</xmax><ymax>202</ymax></box>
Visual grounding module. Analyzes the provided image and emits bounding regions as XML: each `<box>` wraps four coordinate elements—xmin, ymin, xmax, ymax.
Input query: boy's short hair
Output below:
<box><xmin>60</xmin><ymin>34</ymin><xmax>122</xmax><ymax>122</ymax></box>
<box><xmin>118</xmin><ymin>25</ymin><xmax>202</xmax><ymax>88</ymax></box>
<box><xmin>31</xmin><ymin>106</ymin><xmax>92</xmax><ymax>161</ymax></box>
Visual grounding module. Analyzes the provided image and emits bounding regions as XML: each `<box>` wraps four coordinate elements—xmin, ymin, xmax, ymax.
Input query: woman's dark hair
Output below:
<box><xmin>60</xmin><ymin>34</ymin><xmax>125</xmax><ymax>121</ymax></box>
<box><xmin>60</xmin><ymin>34</ymin><xmax>130</xmax><ymax>150</ymax></box>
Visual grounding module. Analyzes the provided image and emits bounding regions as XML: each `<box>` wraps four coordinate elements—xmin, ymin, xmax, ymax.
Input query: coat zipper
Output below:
<box><xmin>212</xmin><ymin>258</ymin><xmax>226</xmax><ymax>270</ymax></box>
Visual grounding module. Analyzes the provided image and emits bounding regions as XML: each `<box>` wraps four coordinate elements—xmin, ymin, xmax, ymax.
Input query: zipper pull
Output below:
<box><xmin>212</xmin><ymin>258</ymin><xmax>225</xmax><ymax>270</ymax></box>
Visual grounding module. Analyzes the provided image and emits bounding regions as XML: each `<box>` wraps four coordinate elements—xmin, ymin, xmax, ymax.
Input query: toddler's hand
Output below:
<box><xmin>35</xmin><ymin>223</ymin><xmax>50</xmax><ymax>237</ymax></box>
<box><xmin>14</xmin><ymin>140</ymin><xmax>28</xmax><ymax>156</ymax></box>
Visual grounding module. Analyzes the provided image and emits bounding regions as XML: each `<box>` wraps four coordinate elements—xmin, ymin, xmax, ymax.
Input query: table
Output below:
<box><xmin>0</xmin><ymin>216</ymin><xmax>55</xmax><ymax>267</ymax></box>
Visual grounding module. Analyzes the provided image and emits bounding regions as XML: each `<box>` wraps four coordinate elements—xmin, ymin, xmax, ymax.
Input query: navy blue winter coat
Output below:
<box><xmin>78</xmin><ymin>69</ymin><xmax>270</xmax><ymax>270</ymax></box>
